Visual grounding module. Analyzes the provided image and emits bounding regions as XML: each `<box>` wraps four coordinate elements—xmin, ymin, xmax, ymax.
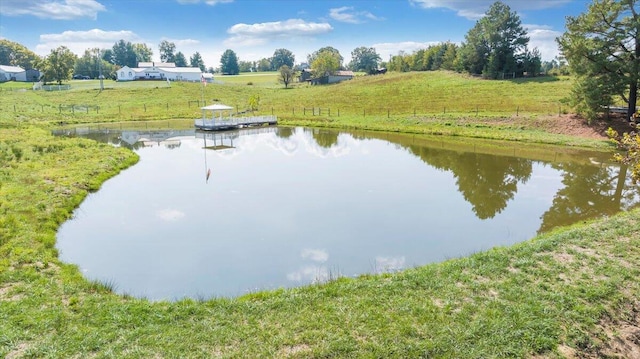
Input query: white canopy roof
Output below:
<box><xmin>201</xmin><ymin>104</ymin><xmax>234</xmax><ymax>111</ymax></box>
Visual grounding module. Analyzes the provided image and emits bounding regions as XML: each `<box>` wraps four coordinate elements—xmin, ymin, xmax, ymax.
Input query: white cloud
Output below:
<box><xmin>301</xmin><ymin>248</ymin><xmax>329</xmax><ymax>263</ymax></box>
<box><xmin>286</xmin><ymin>265</ymin><xmax>329</xmax><ymax>283</ymax></box>
<box><xmin>176</xmin><ymin>0</ymin><xmax>233</xmax><ymax>5</ymax></box>
<box><xmin>0</xmin><ymin>0</ymin><xmax>106</xmax><ymax>20</ymax></box>
<box><xmin>160</xmin><ymin>38</ymin><xmax>200</xmax><ymax>47</ymax></box>
<box><xmin>375</xmin><ymin>256</ymin><xmax>406</xmax><ymax>274</ymax></box>
<box><xmin>224</xmin><ymin>19</ymin><xmax>333</xmax><ymax>47</ymax></box>
<box><xmin>409</xmin><ymin>0</ymin><xmax>572</xmax><ymax>20</ymax></box>
<box><xmin>329</xmin><ymin>6</ymin><xmax>383</xmax><ymax>24</ymax></box>
<box><xmin>35</xmin><ymin>29</ymin><xmax>142</xmax><ymax>56</ymax></box>
<box><xmin>525</xmin><ymin>24</ymin><xmax>562</xmax><ymax>61</ymax></box>
<box><xmin>156</xmin><ymin>208</ymin><xmax>186</xmax><ymax>221</ymax></box>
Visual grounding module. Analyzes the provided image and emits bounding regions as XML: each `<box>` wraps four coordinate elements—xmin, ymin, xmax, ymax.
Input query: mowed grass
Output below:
<box><xmin>2</xmin><ymin>71</ymin><xmax>639</xmax><ymax>358</ymax></box>
<box><xmin>0</xmin><ymin>71</ymin><xmax>574</xmax><ymax>124</ymax></box>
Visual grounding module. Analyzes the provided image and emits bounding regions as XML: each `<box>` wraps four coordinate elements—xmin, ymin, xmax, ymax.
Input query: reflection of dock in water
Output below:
<box><xmin>52</xmin><ymin>126</ymin><xmax>278</xmax><ymax>150</ymax></box>
<box><xmin>121</xmin><ymin>129</ymin><xmax>196</xmax><ymax>147</ymax></box>
<box><xmin>195</xmin><ymin>127</ymin><xmax>277</xmax><ymax>150</ymax></box>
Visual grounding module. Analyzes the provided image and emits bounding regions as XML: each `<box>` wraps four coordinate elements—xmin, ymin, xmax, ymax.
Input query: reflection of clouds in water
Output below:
<box><xmin>301</xmin><ymin>248</ymin><xmax>328</xmax><ymax>263</ymax></box>
<box><xmin>156</xmin><ymin>209</ymin><xmax>186</xmax><ymax>221</ymax></box>
<box><xmin>375</xmin><ymin>256</ymin><xmax>406</xmax><ymax>274</ymax></box>
<box><xmin>286</xmin><ymin>265</ymin><xmax>329</xmax><ymax>283</ymax></box>
<box><xmin>188</xmin><ymin>127</ymin><xmax>360</xmax><ymax>160</ymax></box>
<box><xmin>287</xmin><ymin>248</ymin><xmax>330</xmax><ymax>283</ymax></box>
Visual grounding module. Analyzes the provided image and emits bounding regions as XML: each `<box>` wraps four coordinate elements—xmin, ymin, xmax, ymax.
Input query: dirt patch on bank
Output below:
<box><xmin>483</xmin><ymin>114</ymin><xmax>636</xmax><ymax>140</ymax></box>
<box><xmin>538</xmin><ymin>114</ymin><xmax>636</xmax><ymax>140</ymax></box>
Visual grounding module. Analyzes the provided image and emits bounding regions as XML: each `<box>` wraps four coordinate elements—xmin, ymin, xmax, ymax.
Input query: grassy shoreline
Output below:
<box><xmin>2</xmin><ymin>72</ymin><xmax>639</xmax><ymax>358</ymax></box>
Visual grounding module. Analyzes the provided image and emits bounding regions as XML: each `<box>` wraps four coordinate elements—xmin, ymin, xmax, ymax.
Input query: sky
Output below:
<box><xmin>0</xmin><ymin>0</ymin><xmax>592</xmax><ymax>69</ymax></box>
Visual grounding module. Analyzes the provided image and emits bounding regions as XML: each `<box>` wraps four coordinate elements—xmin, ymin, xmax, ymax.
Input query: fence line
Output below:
<box><xmin>0</xmin><ymin>101</ymin><xmax>569</xmax><ymax>121</ymax></box>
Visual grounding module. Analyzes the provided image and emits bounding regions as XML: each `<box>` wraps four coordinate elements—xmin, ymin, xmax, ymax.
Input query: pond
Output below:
<box><xmin>55</xmin><ymin>126</ymin><xmax>640</xmax><ymax>301</ymax></box>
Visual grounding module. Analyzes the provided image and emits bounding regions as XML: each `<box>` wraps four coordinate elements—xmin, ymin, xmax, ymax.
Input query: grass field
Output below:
<box><xmin>2</xmin><ymin>71</ymin><xmax>639</xmax><ymax>358</ymax></box>
<box><xmin>0</xmin><ymin>71</ymin><xmax>574</xmax><ymax>124</ymax></box>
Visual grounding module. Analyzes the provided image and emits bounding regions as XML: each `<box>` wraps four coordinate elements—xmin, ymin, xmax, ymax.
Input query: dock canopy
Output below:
<box><xmin>201</xmin><ymin>104</ymin><xmax>234</xmax><ymax>111</ymax></box>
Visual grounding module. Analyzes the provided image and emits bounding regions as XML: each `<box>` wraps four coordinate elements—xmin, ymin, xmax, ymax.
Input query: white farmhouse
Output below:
<box><xmin>0</xmin><ymin>65</ymin><xmax>27</xmax><ymax>82</ymax></box>
<box><xmin>116</xmin><ymin>62</ymin><xmax>203</xmax><ymax>82</ymax></box>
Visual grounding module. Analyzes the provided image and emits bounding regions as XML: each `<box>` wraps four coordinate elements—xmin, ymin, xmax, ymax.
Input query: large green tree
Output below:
<box><xmin>349</xmin><ymin>46</ymin><xmax>381</xmax><ymax>74</ymax></box>
<box><xmin>311</xmin><ymin>50</ymin><xmax>341</xmax><ymax>78</ymax></box>
<box><xmin>458</xmin><ymin>1</ymin><xmax>530</xmax><ymax>79</ymax></box>
<box><xmin>278</xmin><ymin>65</ymin><xmax>295</xmax><ymax>88</ymax></box>
<box><xmin>38</xmin><ymin>46</ymin><xmax>77</xmax><ymax>84</ymax></box>
<box><xmin>220</xmin><ymin>49</ymin><xmax>239</xmax><ymax>75</ymax></box>
<box><xmin>159</xmin><ymin>40</ymin><xmax>176</xmax><ymax>63</ymax></box>
<box><xmin>111</xmin><ymin>40</ymin><xmax>137</xmax><ymax>67</ymax></box>
<box><xmin>558</xmin><ymin>0</ymin><xmax>639</xmax><ymax>121</ymax></box>
<box><xmin>0</xmin><ymin>39</ymin><xmax>40</xmax><ymax>69</ymax></box>
<box><xmin>190</xmin><ymin>52</ymin><xmax>205</xmax><ymax>71</ymax></box>
<box><xmin>271</xmin><ymin>48</ymin><xmax>295</xmax><ymax>71</ymax></box>
<box><xmin>74</xmin><ymin>48</ymin><xmax>115</xmax><ymax>79</ymax></box>
<box><xmin>174</xmin><ymin>51</ymin><xmax>187</xmax><ymax>67</ymax></box>
<box><xmin>133</xmin><ymin>43</ymin><xmax>153</xmax><ymax>63</ymax></box>
<box><xmin>257</xmin><ymin>58</ymin><xmax>271</xmax><ymax>72</ymax></box>
<box><xmin>307</xmin><ymin>46</ymin><xmax>343</xmax><ymax>69</ymax></box>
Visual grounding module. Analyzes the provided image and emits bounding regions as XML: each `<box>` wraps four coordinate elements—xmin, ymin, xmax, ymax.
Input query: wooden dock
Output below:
<box><xmin>194</xmin><ymin>115</ymin><xmax>277</xmax><ymax>131</ymax></box>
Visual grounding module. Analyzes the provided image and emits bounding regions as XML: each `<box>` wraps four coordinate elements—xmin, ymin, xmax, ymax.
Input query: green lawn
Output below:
<box><xmin>1</xmin><ymin>71</ymin><xmax>638</xmax><ymax>358</ymax></box>
<box><xmin>0</xmin><ymin>71</ymin><xmax>575</xmax><ymax>126</ymax></box>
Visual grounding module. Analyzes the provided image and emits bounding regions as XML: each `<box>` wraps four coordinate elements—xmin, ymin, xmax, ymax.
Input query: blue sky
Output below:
<box><xmin>0</xmin><ymin>0</ymin><xmax>591</xmax><ymax>69</ymax></box>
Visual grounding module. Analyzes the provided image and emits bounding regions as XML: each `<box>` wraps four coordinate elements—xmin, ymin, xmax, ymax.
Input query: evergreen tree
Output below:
<box><xmin>220</xmin><ymin>49</ymin><xmax>239</xmax><ymax>75</ymax></box>
<box><xmin>459</xmin><ymin>1</ymin><xmax>529</xmax><ymax>79</ymax></box>
<box><xmin>558</xmin><ymin>0</ymin><xmax>639</xmax><ymax>121</ymax></box>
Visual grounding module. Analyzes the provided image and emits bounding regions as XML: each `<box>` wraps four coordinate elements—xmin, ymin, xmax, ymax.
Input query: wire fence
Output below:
<box><xmin>0</xmin><ymin>101</ymin><xmax>571</xmax><ymax>123</ymax></box>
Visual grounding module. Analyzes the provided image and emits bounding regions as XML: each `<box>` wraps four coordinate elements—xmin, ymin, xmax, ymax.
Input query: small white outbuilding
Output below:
<box><xmin>0</xmin><ymin>65</ymin><xmax>27</xmax><ymax>82</ymax></box>
<box><xmin>116</xmin><ymin>62</ymin><xmax>203</xmax><ymax>82</ymax></box>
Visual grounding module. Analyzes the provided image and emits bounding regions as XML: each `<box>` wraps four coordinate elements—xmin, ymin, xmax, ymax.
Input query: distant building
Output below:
<box><xmin>0</xmin><ymin>65</ymin><xmax>27</xmax><ymax>82</ymax></box>
<box><xmin>117</xmin><ymin>62</ymin><xmax>203</xmax><ymax>82</ymax></box>
<box><xmin>299</xmin><ymin>69</ymin><xmax>354</xmax><ymax>85</ymax></box>
<box><xmin>25</xmin><ymin>69</ymin><xmax>41</xmax><ymax>82</ymax></box>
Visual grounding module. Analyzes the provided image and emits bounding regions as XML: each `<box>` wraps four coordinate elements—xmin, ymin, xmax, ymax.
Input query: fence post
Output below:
<box><xmin>363</xmin><ymin>109</ymin><xmax>366</xmax><ymax>117</ymax></box>
<box><xmin>144</xmin><ymin>104</ymin><xmax>146</xmax><ymax>112</ymax></box>
<box><xmin>166</xmin><ymin>103</ymin><xmax>169</xmax><ymax>111</ymax></box>
<box><xmin>516</xmin><ymin>106</ymin><xmax>519</xmax><ymax>116</ymax></box>
<box><xmin>328</xmin><ymin>108</ymin><xmax>331</xmax><ymax>116</ymax></box>
<box><xmin>476</xmin><ymin>106</ymin><xmax>479</xmax><ymax>117</ymax></box>
<box><xmin>388</xmin><ymin>109</ymin><xmax>390</xmax><ymax>118</ymax></box>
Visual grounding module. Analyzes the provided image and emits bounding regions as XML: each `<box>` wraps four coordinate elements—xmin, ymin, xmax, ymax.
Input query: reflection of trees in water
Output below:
<box><xmin>538</xmin><ymin>163</ymin><xmax>640</xmax><ymax>233</ymax></box>
<box><xmin>77</xmin><ymin>131</ymin><xmax>144</xmax><ymax>150</ymax></box>
<box><xmin>306</xmin><ymin>128</ymin><xmax>339</xmax><ymax>148</ymax></box>
<box><xmin>275</xmin><ymin>127</ymin><xmax>294</xmax><ymax>139</ymax></box>
<box><xmin>410</xmin><ymin>145</ymin><xmax>532</xmax><ymax>219</ymax></box>
<box><xmin>453</xmin><ymin>153</ymin><xmax>531</xmax><ymax>219</ymax></box>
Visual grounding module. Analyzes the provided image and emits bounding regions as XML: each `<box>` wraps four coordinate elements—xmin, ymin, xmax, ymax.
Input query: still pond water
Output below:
<box><xmin>55</xmin><ymin>126</ymin><xmax>639</xmax><ymax>301</ymax></box>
